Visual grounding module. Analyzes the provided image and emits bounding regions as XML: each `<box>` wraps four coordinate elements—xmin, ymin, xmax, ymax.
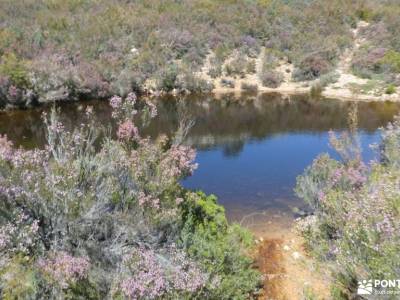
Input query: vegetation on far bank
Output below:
<box><xmin>1</xmin><ymin>0</ymin><xmax>400</xmax><ymax>108</ymax></box>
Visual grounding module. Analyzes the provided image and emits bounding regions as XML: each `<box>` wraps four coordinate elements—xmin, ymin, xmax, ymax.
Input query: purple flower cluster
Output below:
<box><xmin>0</xmin><ymin>212</ymin><xmax>39</xmax><ymax>253</ymax></box>
<box><xmin>376</xmin><ymin>214</ymin><xmax>395</xmax><ymax>237</ymax></box>
<box><xmin>117</xmin><ymin>120</ymin><xmax>139</xmax><ymax>141</ymax></box>
<box><xmin>129</xmin><ymin>138</ymin><xmax>197</xmax><ymax>211</ymax></box>
<box><xmin>110</xmin><ymin>95</ymin><xmax>122</xmax><ymax>109</ymax></box>
<box><xmin>110</xmin><ymin>93</ymin><xmax>138</xmax><ymax>120</ymax></box>
<box><xmin>119</xmin><ymin>247</ymin><xmax>207</xmax><ymax>299</ymax></box>
<box><xmin>120</xmin><ymin>249</ymin><xmax>165</xmax><ymax>299</ymax></box>
<box><xmin>346</xmin><ymin>166</ymin><xmax>367</xmax><ymax>186</ymax></box>
<box><xmin>137</xmin><ymin>191</ymin><xmax>160</xmax><ymax>209</ymax></box>
<box><xmin>166</xmin><ymin>145</ymin><xmax>198</xmax><ymax>177</ymax></box>
<box><xmin>38</xmin><ymin>252</ymin><xmax>90</xmax><ymax>289</ymax></box>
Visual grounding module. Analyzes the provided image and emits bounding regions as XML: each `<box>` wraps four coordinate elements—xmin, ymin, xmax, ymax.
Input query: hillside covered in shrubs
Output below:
<box><xmin>0</xmin><ymin>94</ymin><xmax>260</xmax><ymax>299</ymax></box>
<box><xmin>1</xmin><ymin>0</ymin><xmax>400</xmax><ymax>108</ymax></box>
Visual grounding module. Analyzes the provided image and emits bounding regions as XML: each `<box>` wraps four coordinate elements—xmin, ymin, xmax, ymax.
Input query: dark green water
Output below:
<box><xmin>1</xmin><ymin>93</ymin><xmax>400</xmax><ymax>221</ymax></box>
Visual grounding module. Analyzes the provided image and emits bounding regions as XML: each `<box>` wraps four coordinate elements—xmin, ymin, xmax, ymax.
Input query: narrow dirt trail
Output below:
<box><xmin>236</xmin><ymin>210</ymin><xmax>331</xmax><ymax>300</ymax></box>
<box><xmin>253</xmin><ymin>218</ymin><xmax>332</xmax><ymax>300</ymax></box>
<box><xmin>338</xmin><ymin>21</ymin><xmax>369</xmax><ymax>73</ymax></box>
<box><xmin>323</xmin><ymin>21</ymin><xmax>376</xmax><ymax>100</ymax></box>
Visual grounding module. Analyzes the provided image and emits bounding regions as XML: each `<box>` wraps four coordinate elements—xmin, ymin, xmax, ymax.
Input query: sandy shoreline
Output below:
<box><xmin>210</xmin><ymin>85</ymin><xmax>400</xmax><ymax>102</ymax></box>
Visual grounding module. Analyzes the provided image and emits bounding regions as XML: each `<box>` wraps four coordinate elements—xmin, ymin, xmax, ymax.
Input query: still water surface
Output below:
<box><xmin>1</xmin><ymin>93</ymin><xmax>400</xmax><ymax>222</ymax></box>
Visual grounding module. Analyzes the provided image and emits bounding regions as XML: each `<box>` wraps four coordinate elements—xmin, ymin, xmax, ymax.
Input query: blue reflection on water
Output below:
<box><xmin>183</xmin><ymin>130</ymin><xmax>380</xmax><ymax>215</ymax></box>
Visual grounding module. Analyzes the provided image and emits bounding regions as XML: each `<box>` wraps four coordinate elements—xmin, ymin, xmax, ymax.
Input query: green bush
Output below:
<box><xmin>0</xmin><ymin>29</ymin><xmax>17</xmax><ymax>57</ymax></box>
<box><xmin>224</xmin><ymin>56</ymin><xmax>248</xmax><ymax>78</ymax></box>
<box><xmin>381</xmin><ymin>50</ymin><xmax>400</xmax><ymax>73</ymax></box>
<box><xmin>0</xmin><ymin>53</ymin><xmax>31</xmax><ymax>88</ymax></box>
<box><xmin>180</xmin><ymin>191</ymin><xmax>261</xmax><ymax>299</ymax></box>
<box><xmin>156</xmin><ymin>64</ymin><xmax>179</xmax><ymax>91</ymax></box>
<box><xmin>356</xmin><ymin>7</ymin><xmax>374</xmax><ymax>21</ymax></box>
<box><xmin>385</xmin><ymin>84</ymin><xmax>396</xmax><ymax>94</ymax></box>
<box><xmin>319</xmin><ymin>71</ymin><xmax>340</xmax><ymax>87</ymax></box>
<box><xmin>310</xmin><ymin>82</ymin><xmax>323</xmax><ymax>98</ymax></box>
<box><xmin>176</xmin><ymin>70</ymin><xmax>214</xmax><ymax>93</ymax></box>
<box><xmin>293</xmin><ymin>55</ymin><xmax>331</xmax><ymax>81</ymax></box>
<box><xmin>208</xmin><ymin>63</ymin><xmax>223</xmax><ymax>78</ymax></box>
<box><xmin>241</xmin><ymin>82</ymin><xmax>258</xmax><ymax>92</ymax></box>
<box><xmin>260</xmin><ymin>70</ymin><xmax>283</xmax><ymax>88</ymax></box>
<box><xmin>246</xmin><ymin>60</ymin><xmax>257</xmax><ymax>74</ymax></box>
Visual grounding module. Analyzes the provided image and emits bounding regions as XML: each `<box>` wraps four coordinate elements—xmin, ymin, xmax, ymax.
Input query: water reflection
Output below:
<box><xmin>1</xmin><ymin>93</ymin><xmax>400</xmax><ymax>221</ymax></box>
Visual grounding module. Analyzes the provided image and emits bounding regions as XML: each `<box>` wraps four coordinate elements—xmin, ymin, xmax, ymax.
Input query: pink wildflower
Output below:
<box><xmin>167</xmin><ymin>145</ymin><xmax>198</xmax><ymax>177</ymax></box>
<box><xmin>110</xmin><ymin>95</ymin><xmax>122</xmax><ymax>109</ymax></box>
<box><xmin>117</xmin><ymin>120</ymin><xmax>138</xmax><ymax>140</ymax></box>
<box><xmin>120</xmin><ymin>247</ymin><xmax>207</xmax><ymax>299</ymax></box>
<box><xmin>376</xmin><ymin>214</ymin><xmax>395</xmax><ymax>237</ymax></box>
<box><xmin>126</xmin><ymin>92</ymin><xmax>137</xmax><ymax>103</ymax></box>
<box><xmin>137</xmin><ymin>192</ymin><xmax>160</xmax><ymax>209</ymax></box>
<box><xmin>38</xmin><ymin>252</ymin><xmax>90</xmax><ymax>289</ymax></box>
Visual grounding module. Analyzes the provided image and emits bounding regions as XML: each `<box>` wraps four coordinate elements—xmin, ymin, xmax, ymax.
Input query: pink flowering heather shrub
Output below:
<box><xmin>351</xmin><ymin>47</ymin><xmax>388</xmax><ymax>78</ymax></box>
<box><xmin>116</xmin><ymin>246</ymin><xmax>207</xmax><ymax>299</ymax></box>
<box><xmin>0</xmin><ymin>211</ymin><xmax>39</xmax><ymax>254</ymax></box>
<box><xmin>295</xmin><ymin>110</ymin><xmax>400</xmax><ymax>298</ymax></box>
<box><xmin>38</xmin><ymin>252</ymin><xmax>90</xmax><ymax>289</ymax></box>
<box><xmin>0</xmin><ymin>93</ymin><xmax>259</xmax><ymax>299</ymax></box>
<box><xmin>117</xmin><ymin>120</ymin><xmax>139</xmax><ymax>141</ymax></box>
<box><xmin>293</xmin><ymin>55</ymin><xmax>332</xmax><ymax>81</ymax></box>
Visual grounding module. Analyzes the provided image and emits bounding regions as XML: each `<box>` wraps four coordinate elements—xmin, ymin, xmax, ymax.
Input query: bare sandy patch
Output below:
<box><xmin>241</xmin><ymin>212</ymin><xmax>332</xmax><ymax>300</ymax></box>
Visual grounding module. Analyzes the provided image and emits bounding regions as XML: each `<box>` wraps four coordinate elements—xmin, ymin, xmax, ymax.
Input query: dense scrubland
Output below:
<box><xmin>0</xmin><ymin>94</ymin><xmax>260</xmax><ymax>299</ymax></box>
<box><xmin>1</xmin><ymin>0</ymin><xmax>400</xmax><ymax>108</ymax></box>
<box><xmin>296</xmin><ymin>106</ymin><xmax>400</xmax><ymax>298</ymax></box>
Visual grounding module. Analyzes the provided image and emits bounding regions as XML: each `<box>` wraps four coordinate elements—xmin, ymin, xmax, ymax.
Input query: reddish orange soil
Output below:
<box><xmin>233</xmin><ymin>209</ymin><xmax>332</xmax><ymax>300</ymax></box>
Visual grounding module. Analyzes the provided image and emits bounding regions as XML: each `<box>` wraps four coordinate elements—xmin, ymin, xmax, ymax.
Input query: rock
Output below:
<box><xmin>292</xmin><ymin>252</ymin><xmax>301</xmax><ymax>260</ymax></box>
<box><xmin>130</xmin><ymin>47</ymin><xmax>139</xmax><ymax>55</ymax></box>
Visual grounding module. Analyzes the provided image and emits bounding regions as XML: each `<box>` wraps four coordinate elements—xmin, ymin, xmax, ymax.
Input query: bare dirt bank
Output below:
<box><xmin>257</xmin><ymin>220</ymin><xmax>331</xmax><ymax>299</ymax></box>
<box><xmin>237</xmin><ymin>210</ymin><xmax>331</xmax><ymax>300</ymax></box>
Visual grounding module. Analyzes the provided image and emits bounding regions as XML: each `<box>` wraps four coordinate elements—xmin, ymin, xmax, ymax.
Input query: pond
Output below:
<box><xmin>1</xmin><ymin>93</ymin><xmax>400</xmax><ymax>227</ymax></box>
